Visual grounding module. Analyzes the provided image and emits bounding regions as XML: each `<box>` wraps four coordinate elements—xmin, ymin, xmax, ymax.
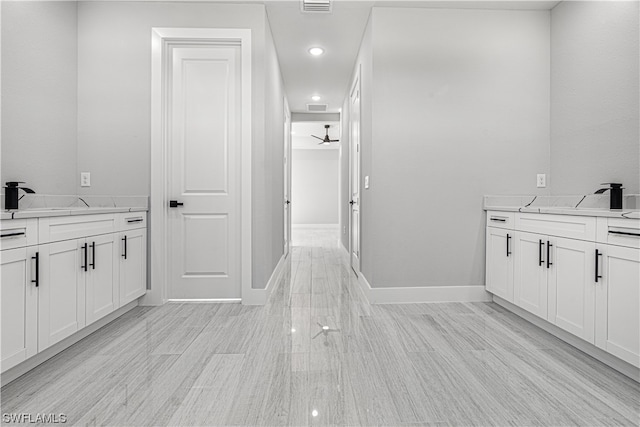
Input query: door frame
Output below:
<box><xmin>348</xmin><ymin>65</ymin><xmax>361</xmax><ymax>276</ymax></box>
<box><xmin>283</xmin><ymin>96</ymin><xmax>292</xmax><ymax>258</ymax></box>
<box><xmin>147</xmin><ymin>28</ymin><xmax>252</xmax><ymax>305</ymax></box>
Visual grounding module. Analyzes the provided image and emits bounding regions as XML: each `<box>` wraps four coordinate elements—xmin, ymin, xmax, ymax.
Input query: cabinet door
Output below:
<box><xmin>595</xmin><ymin>245</ymin><xmax>640</xmax><ymax>367</ymax></box>
<box><xmin>547</xmin><ymin>237</ymin><xmax>595</xmax><ymax>343</ymax></box>
<box><xmin>514</xmin><ymin>232</ymin><xmax>548</xmax><ymax>319</ymax></box>
<box><xmin>1</xmin><ymin>247</ymin><xmax>38</xmax><ymax>372</ymax></box>
<box><xmin>38</xmin><ymin>240</ymin><xmax>86</xmax><ymax>351</ymax></box>
<box><xmin>485</xmin><ymin>227</ymin><xmax>514</xmax><ymax>302</ymax></box>
<box><xmin>86</xmin><ymin>234</ymin><xmax>119</xmax><ymax>325</ymax></box>
<box><xmin>119</xmin><ymin>228</ymin><xmax>147</xmax><ymax>306</ymax></box>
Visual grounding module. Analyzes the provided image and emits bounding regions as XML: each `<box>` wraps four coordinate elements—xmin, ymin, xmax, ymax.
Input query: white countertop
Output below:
<box><xmin>484</xmin><ymin>205</ymin><xmax>640</xmax><ymax>219</ymax></box>
<box><xmin>2</xmin><ymin>206</ymin><xmax>148</xmax><ymax>220</ymax></box>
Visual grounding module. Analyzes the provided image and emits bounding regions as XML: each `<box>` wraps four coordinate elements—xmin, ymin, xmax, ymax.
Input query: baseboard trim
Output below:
<box><xmin>362</xmin><ymin>280</ymin><xmax>491</xmax><ymax>304</ymax></box>
<box><xmin>493</xmin><ymin>296</ymin><xmax>640</xmax><ymax>382</ymax></box>
<box><xmin>337</xmin><ymin>244</ymin><xmax>490</xmax><ymax>305</ymax></box>
<box><xmin>1</xmin><ymin>300</ymin><xmax>139</xmax><ymax>387</ymax></box>
<box><xmin>243</xmin><ymin>254</ymin><xmax>287</xmax><ymax>305</ymax></box>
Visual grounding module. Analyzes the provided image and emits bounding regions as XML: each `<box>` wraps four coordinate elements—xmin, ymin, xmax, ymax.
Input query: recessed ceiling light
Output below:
<box><xmin>311</xmin><ymin>95</ymin><xmax>321</xmax><ymax>102</ymax></box>
<box><xmin>311</xmin><ymin>410</ymin><xmax>318</xmax><ymax>417</ymax></box>
<box><xmin>309</xmin><ymin>47</ymin><xmax>324</xmax><ymax>56</ymax></box>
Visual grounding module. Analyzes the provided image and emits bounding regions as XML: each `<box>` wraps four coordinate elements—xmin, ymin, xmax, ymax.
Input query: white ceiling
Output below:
<box><xmin>266</xmin><ymin>0</ymin><xmax>560</xmax><ymax>114</ymax></box>
<box><xmin>292</xmin><ymin>121</ymin><xmax>341</xmax><ymax>150</ymax></box>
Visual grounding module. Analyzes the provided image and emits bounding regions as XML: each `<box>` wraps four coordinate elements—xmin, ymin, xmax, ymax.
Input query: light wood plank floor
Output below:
<box><xmin>2</xmin><ymin>228</ymin><xmax>639</xmax><ymax>426</ymax></box>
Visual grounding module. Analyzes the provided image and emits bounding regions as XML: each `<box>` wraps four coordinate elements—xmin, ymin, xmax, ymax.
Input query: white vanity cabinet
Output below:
<box><xmin>485</xmin><ymin>212</ymin><xmax>515</xmax><ymax>302</ymax></box>
<box><xmin>1</xmin><ymin>220</ymin><xmax>39</xmax><ymax>371</ymax></box>
<box><xmin>1</xmin><ymin>210</ymin><xmax>147</xmax><ymax>374</ymax></box>
<box><xmin>594</xmin><ymin>219</ymin><xmax>640</xmax><ymax>367</ymax></box>
<box><xmin>118</xmin><ymin>213</ymin><xmax>147</xmax><ymax>306</ymax></box>
<box><xmin>37</xmin><ymin>214</ymin><xmax>120</xmax><ymax>350</ymax></box>
<box><xmin>486</xmin><ymin>210</ymin><xmax>640</xmax><ymax>369</ymax></box>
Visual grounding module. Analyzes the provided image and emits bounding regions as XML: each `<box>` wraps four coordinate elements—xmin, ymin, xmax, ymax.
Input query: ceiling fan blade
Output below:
<box><xmin>329</xmin><ymin>139</ymin><xmax>340</xmax><ymax>142</ymax></box>
<box><xmin>311</xmin><ymin>135</ymin><xmax>323</xmax><ymax>141</ymax></box>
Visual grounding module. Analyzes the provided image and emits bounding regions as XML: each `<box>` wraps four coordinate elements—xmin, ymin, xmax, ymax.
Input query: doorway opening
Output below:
<box><xmin>290</xmin><ymin>120</ymin><xmax>341</xmax><ymax>246</ymax></box>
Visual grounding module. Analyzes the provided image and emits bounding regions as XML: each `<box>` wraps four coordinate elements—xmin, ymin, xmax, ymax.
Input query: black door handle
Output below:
<box><xmin>90</xmin><ymin>241</ymin><xmax>96</xmax><ymax>270</ymax></box>
<box><xmin>31</xmin><ymin>252</ymin><xmax>39</xmax><ymax>287</ymax></box>
<box><xmin>82</xmin><ymin>243</ymin><xmax>88</xmax><ymax>272</ymax></box>
<box><xmin>349</xmin><ymin>200</ymin><xmax>355</xmax><ymax>205</ymax></box>
<box><xmin>595</xmin><ymin>249</ymin><xmax>603</xmax><ymax>282</ymax></box>
<box><xmin>286</xmin><ymin>200</ymin><xmax>291</xmax><ymax>205</ymax></box>
<box><xmin>546</xmin><ymin>241</ymin><xmax>553</xmax><ymax>269</ymax></box>
<box><xmin>169</xmin><ymin>200</ymin><xmax>184</xmax><ymax>208</ymax></box>
<box><xmin>506</xmin><ymin>234</ymin><xmax>511</xmax><ymax>257</ymax></box>
<box><xmin>539</xmin><ymin>240</ymin><xmax>544</xmax><ymax>266</ymax></box>
<box><xmin>122</xmin><ymin>235</ymin><xmax>127</xmax><ymax>260</ymax></box>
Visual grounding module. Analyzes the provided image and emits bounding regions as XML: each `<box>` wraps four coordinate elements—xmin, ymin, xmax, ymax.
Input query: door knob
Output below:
<box><xmin>286</xmin><ymin>200</ymin><xmax>291</xmax><ymax>205</ymax></box>
<box><xmin>349</xmin><ymin>200</ymin><xmax>355</xmax><ymax>205</ymax></box>
<box><xmin>169</xmin><ymin>200</ymin><xmax>184</xmax><ymax>208</ymax></box>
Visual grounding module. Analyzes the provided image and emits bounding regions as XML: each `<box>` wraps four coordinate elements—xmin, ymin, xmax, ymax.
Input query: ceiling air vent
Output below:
<box><xmin>301</xmin><ymin>0</ymin><xmax>332</xmax><ymax>13</ymax></box>
<box><xmin>307</xmin><ymin>104</ymin><xmax>328</xmax><ymax>112</ymax></box>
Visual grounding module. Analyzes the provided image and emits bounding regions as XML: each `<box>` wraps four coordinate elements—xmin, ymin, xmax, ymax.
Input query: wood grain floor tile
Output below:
<box><xmin>2</xmin><ymin>228</ymin><xmax>638</xmax><ymax>426</ymax></box>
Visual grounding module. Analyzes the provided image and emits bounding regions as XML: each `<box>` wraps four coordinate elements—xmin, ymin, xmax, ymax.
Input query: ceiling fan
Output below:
<box><xmin>311</xmin><ymin>124</ymin><xmax>339</xmax><ymax>145</ymax></box>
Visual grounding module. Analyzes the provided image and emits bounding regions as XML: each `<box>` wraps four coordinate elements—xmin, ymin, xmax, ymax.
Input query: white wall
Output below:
<box><xmin>550</xmin><ymin>1</ymin><xmax>639</xmax><ymax>195</ymax></box>
<box><xmin>1</xmin><ymin>1</ymin><xmax>78</xmax><ymax>195</ymax></box>
<box><xmin>355</xmin><ymin>8</ymin><xmax>551</xmax><ymax>288</ymax></box>
<box><xmin>292</xmin><ymin>149</ymin><xmax>339</xmax><ymax>225</ymax></box>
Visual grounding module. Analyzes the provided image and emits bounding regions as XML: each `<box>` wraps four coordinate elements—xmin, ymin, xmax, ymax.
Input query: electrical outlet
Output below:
<box><xmin>364</xmin><ymin>176</ymin><xmax>370</xmax><ymax>189</ymax></box>
<box><xmin>81</xmin><ymin>172</ymin><xmax>91</xmax><ymax>187</ymax></box>
<box><xmin>343</xmin><ymin>226</ymin><xmax>346</xmax><ymax>235</ymax></box>
<box><xmin>537</xmin><ymin>174</ymin><xmax>546</xmax><ymax>188</ymax></box>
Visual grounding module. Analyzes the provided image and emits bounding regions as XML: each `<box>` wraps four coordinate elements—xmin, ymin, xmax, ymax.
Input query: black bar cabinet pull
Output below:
<box><xmin>1</xmin><ymin>231</ymin><xmax>26</xmax><ymax>238</ymax></box>
<box><xmin>82</xmin><ymin>243</ymin><xmax>88</xmax><ymax>272</ymax></box>
<box><xmin>127</xmin><ymin>218</ymin><xmax>143</xmax><ymax>223</ymax></box>
<box><xmin>539</xmin><ymin>240</ymin><xmax>544</xmax><ymax>266</ymax></box>
<box><xmin>608</xmin><ymin>230</ymin><xmax>640</xmax><ymax>238</ymax></box>
<box><xmin>595</xmin><ymin>249</ymin><xmax>603</xmax><ymax>282</ymax></box>
<box><xmin>546</xmin><ymin>241</ymin><xmax>553</xmax><ymax>269</ymax></box>
<box><xmin>490</xmin><ymin>217</ymin><xmax>506</xmax><ymax>222</ymax></box>
<box><xmin>122</xmin><ymin>235</ymin><xmax>127</xmax><ymax>260</ymax></box>
<box><xmin>90</xmin><ymin>242</ymin><xmax>96</xmax><ymax>270</ymax></box>
<box><xmin>506</xmin><ymin>234</ymin><xmax>511</xmax><ymax>257</ymax></box>
<box><xmin>31</xmin><ymin>252</ymin><xmax>39</xmax><ymax>287</ymax></box>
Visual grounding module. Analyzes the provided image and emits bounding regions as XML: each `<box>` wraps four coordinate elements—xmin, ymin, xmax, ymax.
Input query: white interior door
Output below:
<box><xmin>283</xmin><ymin>99</ymin><xmax>292</xmax><ymax>257</ymax></box>
<box><xmin>349</xmin><ymin>72</ymin><xmax>361</xmax><ymax>275</ymax></box>
<box><xmin>167</xmin><ymin>44</ymin><xmax>241</xmax><ymax>300</ymax></box>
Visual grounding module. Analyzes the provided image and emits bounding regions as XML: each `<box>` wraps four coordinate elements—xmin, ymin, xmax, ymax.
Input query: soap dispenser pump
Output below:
<box><xmin>4</xmin><ymin>182</ymin><xmax>35</xmax><ymax>210</ymax></box>
<box><xmin>594</xmin><ymin>183</ymin><xmax>623</xmax><ymax>210</ymax></box>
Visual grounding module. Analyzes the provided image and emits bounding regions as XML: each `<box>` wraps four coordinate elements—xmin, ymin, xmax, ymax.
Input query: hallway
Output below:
<box><xmin>1</xmin><ymin>228</ymin><xmax>638</xmax><ymax>426</ymax></box>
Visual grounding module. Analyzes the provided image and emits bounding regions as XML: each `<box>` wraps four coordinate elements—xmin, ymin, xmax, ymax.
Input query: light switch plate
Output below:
<box><xmin>537</xmin><ymin>174</ymin><xmax>546</xmax><ymax>188</ymax></box>
<box><xmin>364</xmin><ymin>176</ymin><xmax>370</xmax><ymax>189</ymax></box>
<box><xmin>81</xmin><ymin>172</ymin><xmax>91</xmax><ymax>187</ymax></box>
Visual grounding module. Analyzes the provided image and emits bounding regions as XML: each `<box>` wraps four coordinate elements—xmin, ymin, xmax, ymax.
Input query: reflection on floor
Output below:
<box><xmin>2</xmin><ymin>228</ymin><xmax>639</xmax><ymax>426</ymax></box>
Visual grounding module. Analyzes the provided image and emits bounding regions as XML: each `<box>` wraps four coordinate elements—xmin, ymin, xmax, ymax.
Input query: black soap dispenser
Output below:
<box><xmin>594</xmin><ymin>183</ymin><xmax>624</xmax><ymax>210</ymax></box>
<box><xmin>4</xmin><ymin>182</ymin><xmax>35</xmax><ymax>210</ymax></box>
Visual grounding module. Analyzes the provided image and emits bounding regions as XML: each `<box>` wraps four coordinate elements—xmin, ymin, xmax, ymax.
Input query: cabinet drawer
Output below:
<box><xmin>117</xmin><ymin>212</ymin><xmax>147</xmax><ymax>231</ymax></box>
<box><xmin>516</xmin><ymin>213</ymin><xmax>596</xmax><ymax>241</ymax></box>
<box><xmin>486</xmin><ymin>211</ymin><xmax>515</xmax><ymax>229</ymax></box>
<box><xmin>598</xmin><ymin>218</ymin><xmax>640</xmax><ymax>249</ymax></box>
<box><xmin>39</xmin><ymin>214</ymin><xmax>116</xmax><ymax>244</ymax></box>
<box><xmin>1</xmin><ymin>219</ymin><xmax>38</xmax><ymax>250</ymax></box>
